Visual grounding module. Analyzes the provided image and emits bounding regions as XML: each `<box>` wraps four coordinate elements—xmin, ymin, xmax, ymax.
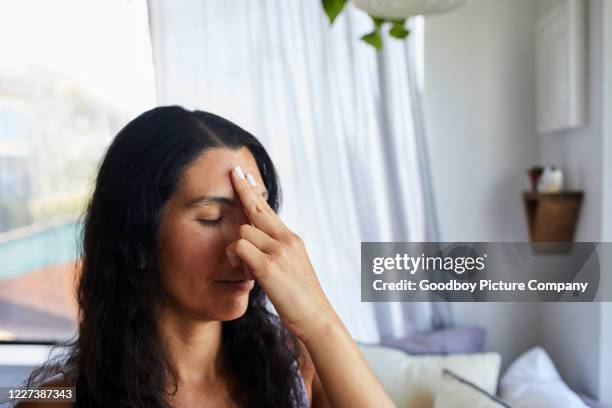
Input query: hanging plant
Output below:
<box><xmin>322</xmin><ymin>0</ymin><xmax>411</xmax><ymax>50</ymax></box>
<box><xmin>322</xmin><ymin>0</ymin><xmax>469</xmax><ymax>50</ymax></box>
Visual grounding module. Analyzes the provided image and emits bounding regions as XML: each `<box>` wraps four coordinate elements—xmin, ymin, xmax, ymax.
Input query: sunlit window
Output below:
<box><xmin>0</xmin><ymin>0</ymin><xmax>155</xmax><ymax>343</ymax></box>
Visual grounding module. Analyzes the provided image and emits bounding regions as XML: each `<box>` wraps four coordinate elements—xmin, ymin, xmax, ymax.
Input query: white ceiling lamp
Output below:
<box><xmin>322</xmin><ymin>0</ymin><xmax>469</xmax><ymax>49</ymax></box>
<box><xmin>350</xmin><ymin>0</ymin><xmax>469</xmax><ymax>19</ymax></box>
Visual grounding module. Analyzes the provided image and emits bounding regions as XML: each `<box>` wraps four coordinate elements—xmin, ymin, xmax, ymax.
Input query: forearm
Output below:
<box><xmin>303</xmin><ymin>315</ymin><xmax>396</xmax><ymax>408</ymax></box>
<box><xmin>225</xmin><ymin>172</ymin><xmax>393</xmax><ymax>405</ymax></box>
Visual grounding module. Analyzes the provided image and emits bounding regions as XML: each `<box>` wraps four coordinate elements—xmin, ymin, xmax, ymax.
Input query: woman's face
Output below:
<box><xmin>156</xmin><ymin>146</ymin><xmax>267</xmax><ymax>322</ymax></box>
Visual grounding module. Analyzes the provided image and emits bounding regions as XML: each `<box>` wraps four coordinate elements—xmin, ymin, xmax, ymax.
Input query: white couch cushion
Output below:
<box><xmin>499</xmin><ymin>347</ymin><xmax>587</xmax><ymax>408</ymax></box>
<box><xmin>358</xmin><ymin>343</ymin><xmax>501</xmax><ymax>408</ymax></box>
<box><xmin>434</xmin><ymin>369</ymin><xmax>510</xmax><ymax>408</ymax></box>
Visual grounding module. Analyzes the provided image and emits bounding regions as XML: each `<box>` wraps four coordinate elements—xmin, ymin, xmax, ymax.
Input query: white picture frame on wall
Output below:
<box><xmin>535</xmin><ymin>0</ymin><xmax>587</xmax><ymax>134</ymax></box>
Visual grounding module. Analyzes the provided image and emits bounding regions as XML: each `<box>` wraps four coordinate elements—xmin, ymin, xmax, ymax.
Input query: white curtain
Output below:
<box><xmin>147</xmin><ymin>0</ymin><xmax>449</xmax><ymax>343</ymax></box>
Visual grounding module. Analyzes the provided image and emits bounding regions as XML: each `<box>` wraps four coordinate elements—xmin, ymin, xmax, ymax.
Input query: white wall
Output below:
<box><xmin>423</xmin><ymin>0</ymin><xmax>541</xmax><ymax>371</ymax></box>
<box><xmin>536</xmin><ymin>0</ymin><xmax>605</xmax><ymax>400</ymax></box>
<box><xmin>424</xmin><ymin>0</ymin><xmax>611</xmax><ymax>403</ymax></box>
<box><xmin>424</xmin><ymin>0</ymin><xmax>539</xmax><ymax>243</ymax></box>
<box><xmin>600</xmin><ymin>0</ymin><xmax>612</xmax><ymax>404</ymax></box>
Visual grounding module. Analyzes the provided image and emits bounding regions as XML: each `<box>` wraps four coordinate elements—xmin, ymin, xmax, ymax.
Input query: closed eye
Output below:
<box><xmin>198</xmin><ymin>217</ymin><xmax>224</xmax><ymax>226</ymax></box>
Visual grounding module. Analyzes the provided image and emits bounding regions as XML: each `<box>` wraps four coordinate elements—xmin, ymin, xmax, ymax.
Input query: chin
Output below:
<box><xmin>214</xmin><ymin>295</ymin><xmax>250</xmax><ymax>321</ymax></box>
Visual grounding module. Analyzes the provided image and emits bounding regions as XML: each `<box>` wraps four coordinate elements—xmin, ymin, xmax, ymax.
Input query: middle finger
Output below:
<box><xmin>230</xmin><ymin>165</ymin><xmax>289</xmax><ymax>240</ymax></box>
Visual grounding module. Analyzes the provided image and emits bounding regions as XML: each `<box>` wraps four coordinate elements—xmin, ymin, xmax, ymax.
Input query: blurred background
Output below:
<box><xmin>0</xmin><ymin>0</ymin><xmax>610</xmax><ymax>406</ymax></box>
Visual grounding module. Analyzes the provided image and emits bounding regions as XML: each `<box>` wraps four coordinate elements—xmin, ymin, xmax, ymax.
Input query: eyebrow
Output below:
<box><xmin>186</xmin><ymin>190</ymin><xmax>269</xmax><ymax>208</ymax></box>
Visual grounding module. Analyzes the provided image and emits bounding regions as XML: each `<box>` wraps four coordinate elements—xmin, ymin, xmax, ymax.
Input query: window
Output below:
<box><xmin>0</xmin><ymin>0</ymin><xmax>155</xmax><ymax>343</ymax></box>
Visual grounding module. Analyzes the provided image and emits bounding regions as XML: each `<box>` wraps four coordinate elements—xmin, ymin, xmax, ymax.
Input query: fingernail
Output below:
<box><xmin>233</xmin><ymin>166</ymin><xmax>245</xmax><ymax>179</ymax></box>
<box><xmin>228</xmin><ymin>254</ymin><xmax>240</xmax><ymax>267</ymax></box>
<box><xmin>246</xmin><ymin>173</ymin><xmax>257</xmax><ymax>186</ymax></box>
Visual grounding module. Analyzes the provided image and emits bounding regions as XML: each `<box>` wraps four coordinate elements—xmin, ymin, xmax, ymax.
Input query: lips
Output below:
<box><xmin>215</xmin><ymin>279</ymin><xmax>255</xmax><ymax>291</ymax></box>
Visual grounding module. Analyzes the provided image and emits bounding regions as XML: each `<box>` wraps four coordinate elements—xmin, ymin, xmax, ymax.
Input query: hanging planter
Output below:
<box><xmin>322</xmin><ymin>0</ymin><xmax>469</xmax><ymax>50</ymax></box>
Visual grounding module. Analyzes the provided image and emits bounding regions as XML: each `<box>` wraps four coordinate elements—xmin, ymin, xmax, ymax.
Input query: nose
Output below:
<box><xmin>222</xmin><ymin>206</ymin><xmax>250</xmax><ymax>244</ymax></box>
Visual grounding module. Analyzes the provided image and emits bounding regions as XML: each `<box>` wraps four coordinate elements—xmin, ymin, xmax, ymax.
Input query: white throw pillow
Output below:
<box><xmin>434</xmin><ymin>369</ymin><xmax>510</xmax><ymax>408</ymax></box>
<box><xmin>358</xmin><ymin>344</ymin><xmax>501</xmax><ymax>408</ymax></box>
<box><xmin>500</xmin><ymin>346</ymin><xmax>587</xmax><ymax>408</ymax></box>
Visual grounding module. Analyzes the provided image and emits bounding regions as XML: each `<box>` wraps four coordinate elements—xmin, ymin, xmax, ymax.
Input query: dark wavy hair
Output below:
<box><xmin>25</xmin><ymin>106</ymin><xmax>303</xmax><ymax>407</ymax></box>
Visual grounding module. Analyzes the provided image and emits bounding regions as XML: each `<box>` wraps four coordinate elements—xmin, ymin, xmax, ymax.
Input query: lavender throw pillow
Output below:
<box><xmin>379</xmin><ymin>326</ymin><xmax>486</xmax><ymax>355</ymax></box>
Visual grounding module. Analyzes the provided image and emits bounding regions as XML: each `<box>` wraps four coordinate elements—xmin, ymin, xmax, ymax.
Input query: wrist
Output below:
<box><xmin>300</xmin><ymin>311</ymin><xmax>346</xmax><ymax>348</ymax></box>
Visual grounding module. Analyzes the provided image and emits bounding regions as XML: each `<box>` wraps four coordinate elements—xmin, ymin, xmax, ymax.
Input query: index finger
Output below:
<box><xmin>230</xmin><ymin>165</ymin><xmax>289</xmax><ymax>240</ymax></box>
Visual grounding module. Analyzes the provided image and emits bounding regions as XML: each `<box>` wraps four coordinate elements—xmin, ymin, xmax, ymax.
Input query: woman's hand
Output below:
<box><xmin>225</xmin><ymin>166</ymin><xmax>339</xmax><ymax>343</ymax></box>
<box><xmin>226</xmin><ymin>165</ymin><xmax>397</xmax><ymax>408</ymax></box>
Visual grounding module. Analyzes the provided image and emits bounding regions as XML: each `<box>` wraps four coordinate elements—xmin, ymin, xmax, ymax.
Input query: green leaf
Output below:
<box><xmin>361</xmin><ymin>31</ymin><xmax>383</xmax><ymax>50</ymax></box>
<box><xmin>371</xmin><ymin>16</ymin><xmax>385</xmax><ymax>29</ymax></box>
<box><xmin>389</xmin><ymin>21</ymin><xmax>410</xmax><ymax>39</ymax></box>
<box><xmin>322</xmin><ymin>0</ymin><xmax>347</xmax><ymax>24</ymax></box>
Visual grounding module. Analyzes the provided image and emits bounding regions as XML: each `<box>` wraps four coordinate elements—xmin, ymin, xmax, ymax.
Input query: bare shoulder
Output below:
<box><xmin>41</xmin><ymin>372</ymin><xmax>72</xmax><ymax>387</ymax></box>
<box><xmin>291</xmin><ymin>338</ymin><xmax>312</xmax><ymax>400</ymax></box>
<box><xmin>294</xmin><ymin>338</ymin><xmax>332</xmax><ymax>408</ymax></box>
<box><xmin>14</xmin><ymin>373</ymin><xmax>75</xmax><ymax>408</ymax></box>
<box><xmin>295</xmin><ymin>338</ymin><xmax>315</xmax><ymax>381</ymax></box>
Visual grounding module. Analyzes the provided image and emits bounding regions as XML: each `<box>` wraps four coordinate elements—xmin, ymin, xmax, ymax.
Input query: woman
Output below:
<box><xmin>21</xmin><ymin>106</ymin><xmax>395</xmax><ymax>407</ymax></box>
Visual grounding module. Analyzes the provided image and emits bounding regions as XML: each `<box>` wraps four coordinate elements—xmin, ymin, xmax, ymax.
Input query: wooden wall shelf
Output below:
<box><xmin>523</xmin><ymin>191</ymin><xmax>583</xmax><ymax>242</ymax></box>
